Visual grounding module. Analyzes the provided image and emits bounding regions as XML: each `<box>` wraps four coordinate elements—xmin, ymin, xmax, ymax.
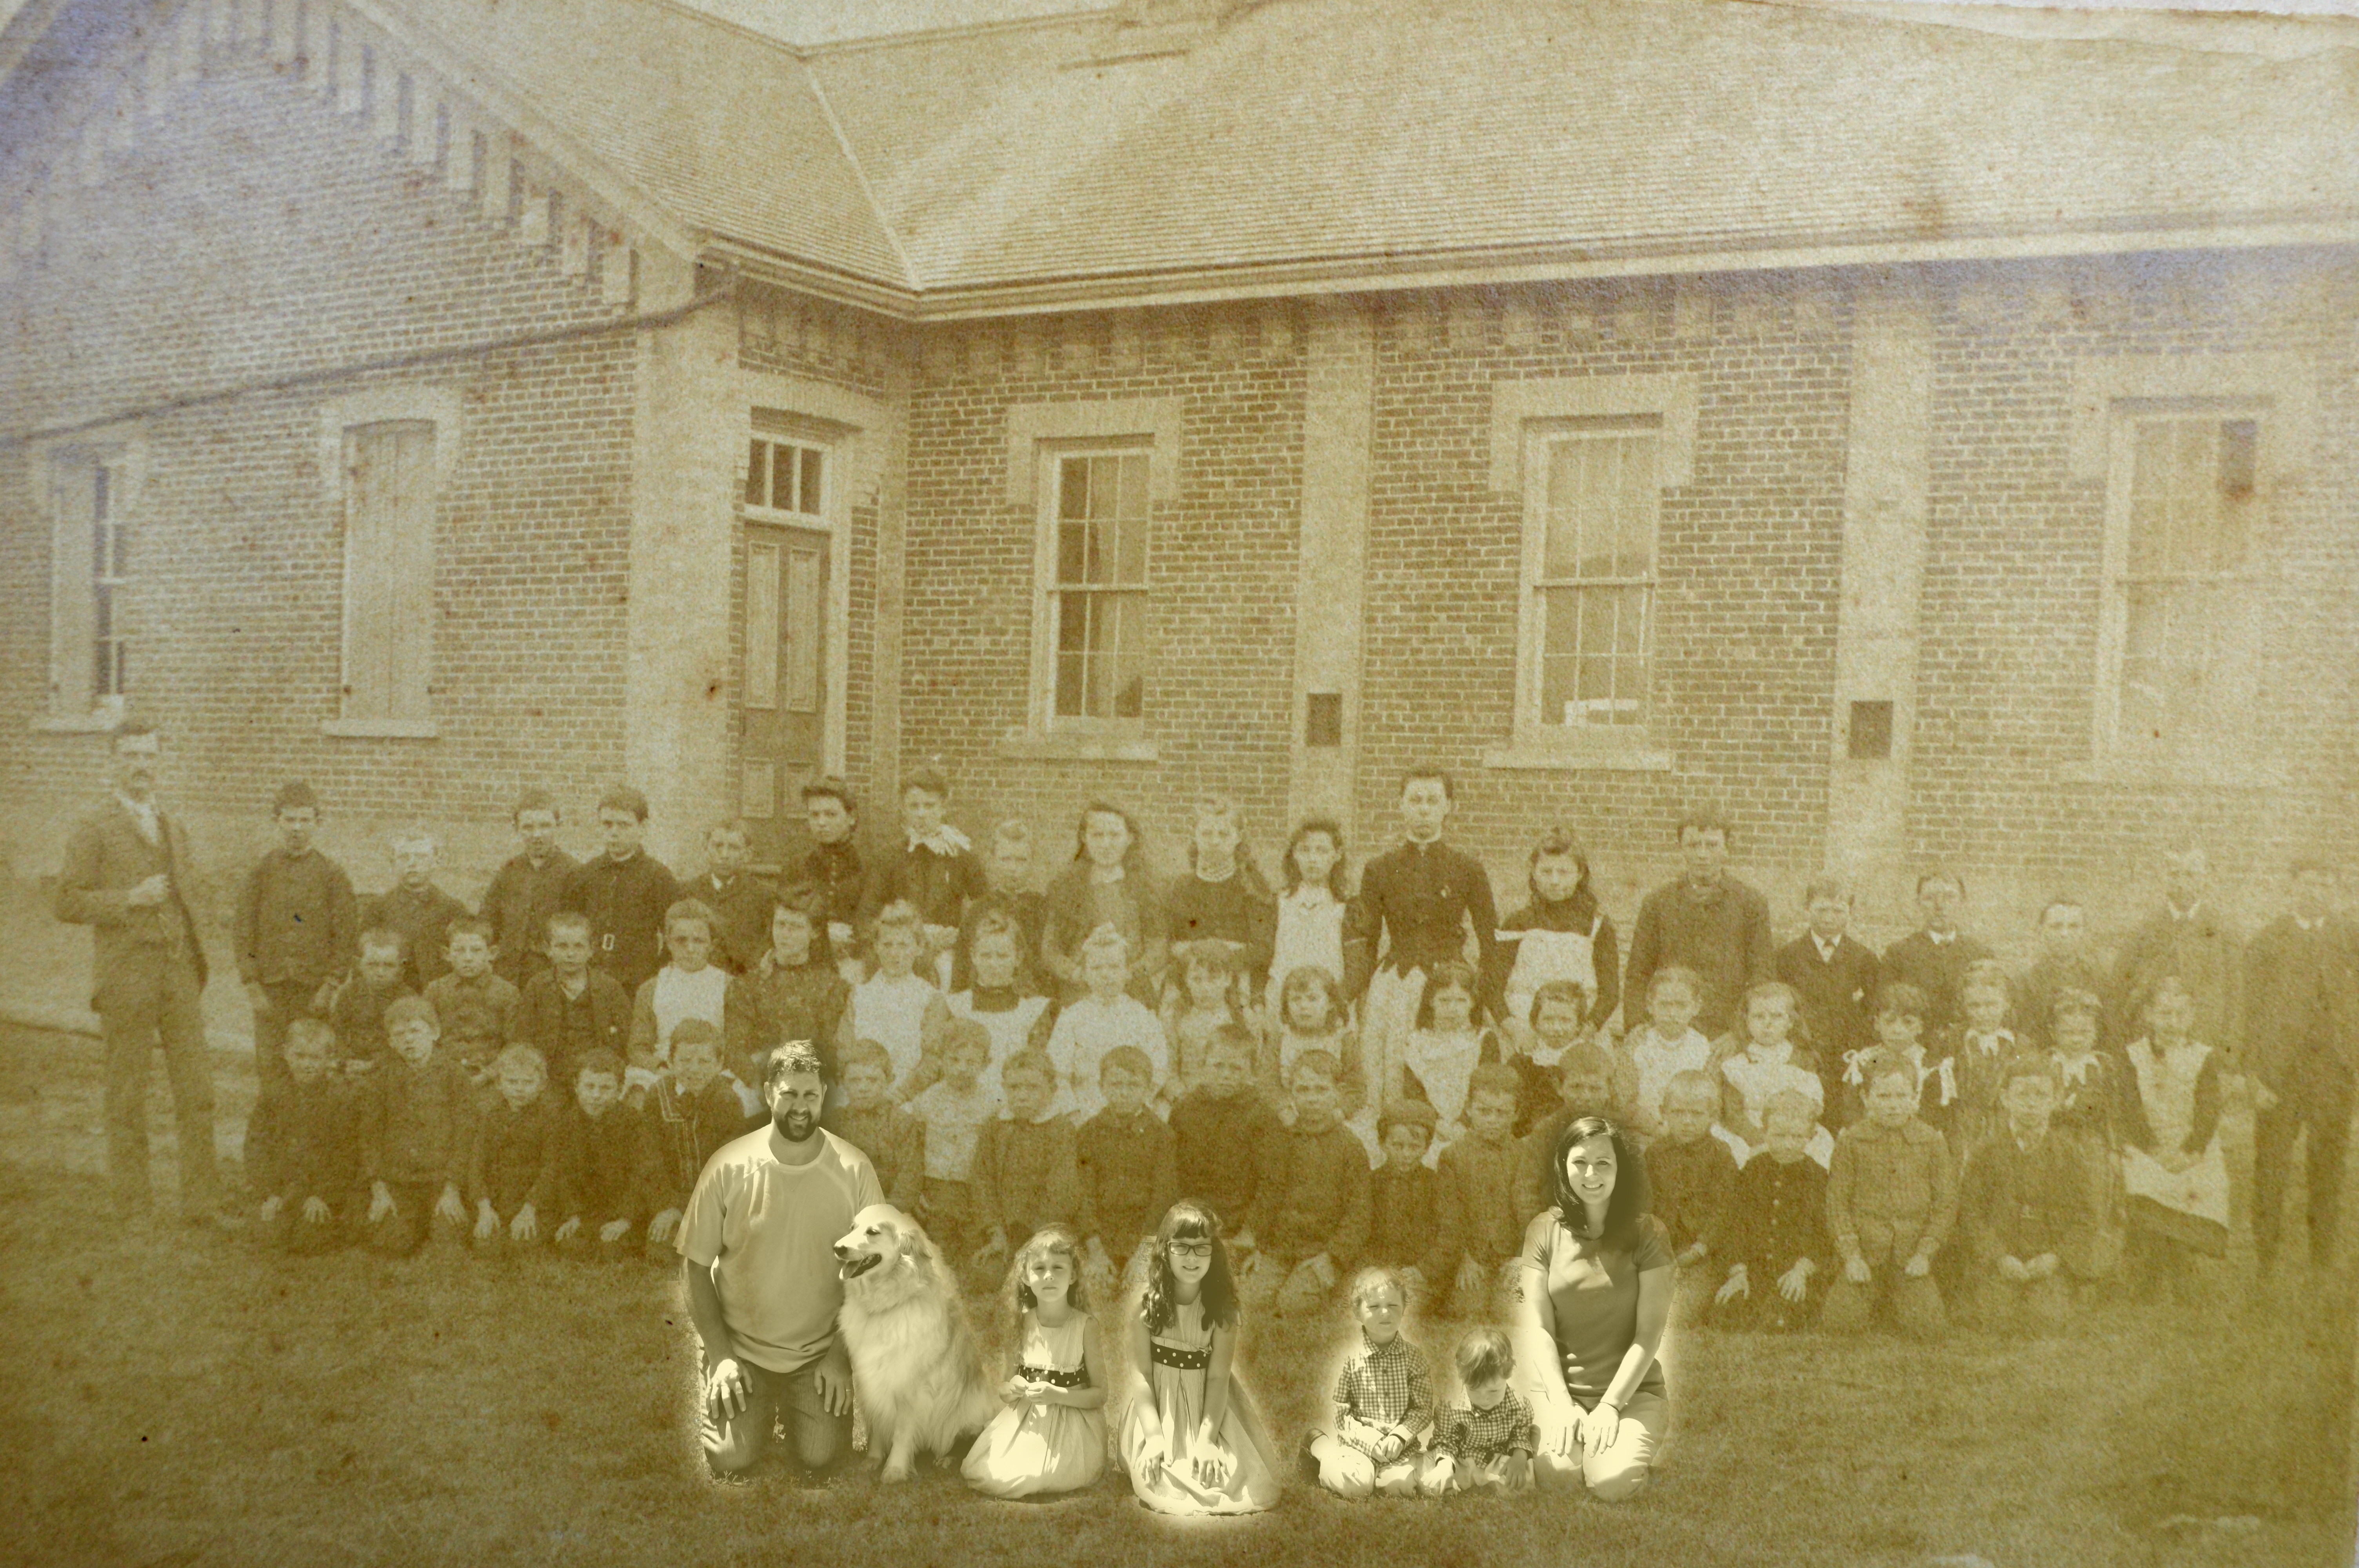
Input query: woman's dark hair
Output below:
<box><xmin>1282</xmin><ymin>816</ymin><xmax>1351</xmax><ymax>900</ymax></box>
<box><xmin>1140</xmin><ymin>1201</ymin><xmax>1238</xmax><ymax>1335</ymax></box>
<box><xmin>1548</xmin><ymin>1115</ymin><xmax>1650</xmax><ymax>1252</ymax></box>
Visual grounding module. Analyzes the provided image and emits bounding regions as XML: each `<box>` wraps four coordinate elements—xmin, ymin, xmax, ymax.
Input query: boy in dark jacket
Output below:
<box><xmin>360</xmin><ymin>996</ymin><xmax>470</xmax><ymax>1255</ymax></box>
<box><xmin>249</xmin><ymin>1019</ymin><xmax>363</xmax><ymax>1253</ymax></box>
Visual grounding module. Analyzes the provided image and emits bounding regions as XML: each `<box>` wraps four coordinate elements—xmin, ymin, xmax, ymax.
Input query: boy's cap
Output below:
<box><xmin>1376</xmin><ymin>1097</ymin><xmax>1439</xmax><ymax>1136</ymax></box>
<box><xmin>273</xmin><ymin>780</ymin><xmax>320</xmax><ymax>813</ymax></box>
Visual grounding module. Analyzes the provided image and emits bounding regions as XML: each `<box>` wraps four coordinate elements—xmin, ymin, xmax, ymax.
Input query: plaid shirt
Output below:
<box><xmin>1436</xmin><ymin>1389</ymin><xmax>1537</xmax><ymax>1465</ymax></box>
<box><xmin>1331</xmin><ymin>1332</ymin><xmax>1434</xmax><ymax>1452</ymax></box>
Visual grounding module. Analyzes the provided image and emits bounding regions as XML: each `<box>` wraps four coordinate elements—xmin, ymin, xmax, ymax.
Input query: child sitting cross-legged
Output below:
<box><xmin>821</xmin><ymin>1039</ymin><xmax>923</xmax><ymax>1212</ymax></box>
<box><xmin>358</xmin><ymin>996</ymin><xmax>469</xmax><ymax>1256</ymax></box>
<box><xmin>1709</xmin><ymin>1089</ymin><xmax>1828</xmax><ymax>1330</ymax></box>
<box><xmin>1420</xmin><ymin>1327</ymin><xmax>1536</xmax><ymax>1496</ymax></box>
<box><xmin>1303</xmin><ymin>1267</ymin><xmax>1435</xmax><ymax>1499</ymax></box>
<box><xmin>249</xmin><ymin>1018</ymin><xmax>363</xmax><ymax>1254</ymax></box>
<box><xmin>551</xmin><ymin>1048</ymin><xmax>656</xmax><ymax>1260</ymax></box>
<box><xmin>963</xmin><ymin>1226</ymin><xmax>1111</xmax><ymax>1499</ymax></box>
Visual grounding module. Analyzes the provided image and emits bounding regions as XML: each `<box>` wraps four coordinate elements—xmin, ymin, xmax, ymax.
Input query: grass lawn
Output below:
<box><xmin>2</xmin><ymin>1022</ymin><xmax>2354</xmax><ymax>1568</ymax></box>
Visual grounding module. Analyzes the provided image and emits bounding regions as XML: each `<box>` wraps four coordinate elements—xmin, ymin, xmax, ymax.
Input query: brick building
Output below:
<box><xmin>3</xmin><ymin>0</ymin><xmax>2354</xmax><ymax>968</ymax></box>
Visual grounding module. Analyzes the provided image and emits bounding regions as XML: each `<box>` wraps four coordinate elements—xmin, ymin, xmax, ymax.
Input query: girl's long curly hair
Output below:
<box><xmin>1004</xmin><ymin>1224</ymin><xmax>1089</xmax><ymax>1319</ymax></box>
<box><xmin>1138</xmin><ymin>1201</ymin><xmax>1238</xmax><ymax>1336</ymax></box>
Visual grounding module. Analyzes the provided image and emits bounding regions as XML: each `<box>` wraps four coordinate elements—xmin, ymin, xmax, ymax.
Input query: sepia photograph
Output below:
<box><xmin>1</xmin><ymin>0</ymin><xmax>2355</xmax><ymax>1561</ymax></box>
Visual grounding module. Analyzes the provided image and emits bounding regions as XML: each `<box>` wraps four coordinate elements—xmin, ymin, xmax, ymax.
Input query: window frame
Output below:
<box><xmin>1506</xmin><ymin>418</ymin><xmax>1668</xmax><ymax>763</ymax></box>
<box><xmin>37</xmin><ymin>436</ymin><xmax>145</xmax><ymax>730</ymax></box>
<box><xmin>2093</xmin><ymin>399</ymin><xmax>2274</xmax><ymax>768</ymax></box>
<box><xmin>1029</xmin><ymin>442</ymin><xmax>1155</xmax><ymax>740</ymax></box>
<box><xmin>743</xmin><ymin>432</ymin><xmax>829</xmax><ymax>524</ymax></box>
<box><xmin>316</xmin><ymin>387</ymin><xmax>459</xmax><ymax>740</ymax></box>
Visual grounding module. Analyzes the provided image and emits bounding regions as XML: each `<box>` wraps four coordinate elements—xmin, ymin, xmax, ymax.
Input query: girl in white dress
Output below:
<box><xmin>1118</xmin><ymin>1202</ymin><xmax>1281</xmax><ymax>1515</ymax></box>
<box><xmin>840</xmin><ymin>902</ymin><xmax>951</xmax><ymax>1100</ymax></box>
<box><xmin>1715</xmin><ymin>982</ymin><xmax>1835</xmax><ymax>1169</ymax></box>
<box><xmin>1267</xmin><ymin>818</ymin><xmax>1350</xmax><ymax>1015</ymax></box>
<box><xmin>964</xmin><ymin>1227</ymin><xmax>1110</xmax><ymax>1498</ymax></box>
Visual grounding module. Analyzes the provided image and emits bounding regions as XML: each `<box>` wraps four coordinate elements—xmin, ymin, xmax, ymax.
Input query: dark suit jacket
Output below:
<box><xmin>2243</xmin><ymin>916</ymin><xmax>2359</xmax><ymax>1091</ymax></box>
<box><xmin>56</xmin><ymin>797</ymin><xmax>209</xmax><ymax>1006</ymax></box>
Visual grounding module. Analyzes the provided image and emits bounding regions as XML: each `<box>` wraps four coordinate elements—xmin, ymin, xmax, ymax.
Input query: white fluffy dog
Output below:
<box><xmin>832</xmin><ymin>1204</ymin><xmax>1003</xmax><ymax>1481</ymax></box>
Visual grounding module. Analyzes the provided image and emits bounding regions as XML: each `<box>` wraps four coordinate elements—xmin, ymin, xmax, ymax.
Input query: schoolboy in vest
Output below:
<box><xmin>423</xmin><ymin>916</ymin><xmax>520</xmax><ymax>1083</ymax></box>
<box><xmin>560</xmin><ymin>786</ymin><xmax>682</xmax><ymax>996</ymax></box>
<box><xmin>235</xmin><ymin>780</ymin><xmax>358</xmax><ymax>1107</ymax></box>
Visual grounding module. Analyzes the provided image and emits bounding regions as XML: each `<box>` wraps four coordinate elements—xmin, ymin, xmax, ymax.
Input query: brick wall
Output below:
<box><xmin>0</xmin><ymin>47</ymin><xmax>640</xmax><ymax>906</ymax></box>
<box><xmin>901</xmin><ymin>307</ymin><xmax>1310</xmax><ymax>875</ymax></box>
<box><xmin>1913</xmin><ymin>252</ymin><xmax>2359</xmax><ymax>892</ymax></box>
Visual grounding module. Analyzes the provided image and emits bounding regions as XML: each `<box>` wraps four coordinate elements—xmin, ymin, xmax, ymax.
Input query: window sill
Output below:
<box><xmin>322</xmin><ymin>718</ymin><xmax>441</xmax><ymax>740</ymax></box>
<box><xmin>996</xmin><ymin>732</ymin><xmax>1159</xmax><ymax>764</ymax></box>
<box><xmin>29</xmin><ymin>713</ymin><xmax>123</xmax><ymax>734</ymax></box>
<box><xmin>1484</xmin><ymin>742</ymin><xmax>1673</xmax><ymax>773</ymax></box>
<box><xmin>2060</xmin><ymin>758</ymin><xmax>2288</xmax><ymax>791</ymax></box>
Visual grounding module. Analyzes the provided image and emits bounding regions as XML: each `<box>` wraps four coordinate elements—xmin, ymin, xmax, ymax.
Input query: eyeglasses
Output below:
<box><xmin>1166</xmin><ymin>1241</ymin><xmax>1214</xmax><ymax>1259</ymax></box>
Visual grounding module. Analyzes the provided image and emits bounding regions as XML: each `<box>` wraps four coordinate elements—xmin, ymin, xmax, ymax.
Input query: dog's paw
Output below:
<box><xmin>878</xmin><ymin>1457</ymin><xmax>916</xmax><ymax>1483</ymax></box>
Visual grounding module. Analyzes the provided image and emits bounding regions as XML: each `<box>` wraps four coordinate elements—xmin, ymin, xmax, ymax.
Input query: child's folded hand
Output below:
<box><xmin>1715</xmin><ymin>1265</ymin><xmax>1749</xmax><ymax>1305</ymax></box>
<box><xmin>1777</xmin><ymin>1259</ymin><xmax>1813</xmax><ymax>1302</ymax></box>
<box><xmin>435</xmin><ymin>1185</ymin><xmax>467</xmax><ymax>1224</ymax></box>
<box><xmin>1902</xmin><ymin>1252</ymin><xmax>1931</xmax><ymax>1279</ymax></box>
<box><xmin>1845</xmin><ymin>1255</ymin><xmax>1872</xmax><ymax>1284</ymax></box>
<box><xmin>1503</xmin><ymin>1452</ymin><xmax>1533</xmax><ymax>1492</ymax></box>
<box><xmin>367</xmin><ymin>1183</ymin><xmax>396</xmax><ymax>1224</ymax></box>
<box><xmin>600</xmin><ymin>1218</ymin><xmax>632</xmax><ymax>1244</ymax></box>
<box><xmin>301</xmin><ymin>1196</ymin><xmax>330</xmax><ymax>1223</ymax></box>
<box><xmin>555</xmin><ymin>1216</ymin><xmax>582</xmax><ymax>1244</ymax></box>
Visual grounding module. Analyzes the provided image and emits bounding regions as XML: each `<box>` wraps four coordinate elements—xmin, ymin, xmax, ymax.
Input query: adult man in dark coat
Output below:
<box><xmin>55</xmin><ymin>721</ymin><xmax>227</xmax><ymax>1225</ymax></box>
<box><xmin>2244</xmin><ymin>860</ymin><xmax>2359</xmax><ymax>1274</ymax></box>
<box><xmin>2111</xmin><ymin>845</ymin><xmax>2242</xmax><ymax>1067</ymax></box>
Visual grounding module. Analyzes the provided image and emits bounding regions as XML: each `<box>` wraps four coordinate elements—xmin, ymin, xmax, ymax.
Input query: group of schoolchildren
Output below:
<box><xmin>229</xmin><ymin>761</ymin><xmax>2294</xmax><ymax>1504</ymax></box>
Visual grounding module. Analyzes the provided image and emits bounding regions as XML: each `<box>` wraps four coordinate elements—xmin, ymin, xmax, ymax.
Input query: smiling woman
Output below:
<box><xmin>1514</xmin><ymin>1116</ymin><xmax>1673</xmax><ymax>1501</ymax></box>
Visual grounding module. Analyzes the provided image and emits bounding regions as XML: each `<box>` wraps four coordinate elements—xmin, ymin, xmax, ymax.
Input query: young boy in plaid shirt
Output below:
<box><xmin>1303</xmin><ymin>1267</ymin><xmax>1434</xmax><ymax>1498</ymax></box>
<box><xmin>1422</xmin><ymin>1327</ymin><xmax>1536</xmax><ymax>1495</ymax></box>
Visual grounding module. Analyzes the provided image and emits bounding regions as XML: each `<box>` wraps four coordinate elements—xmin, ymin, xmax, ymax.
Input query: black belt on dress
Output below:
<box><xmin>1150</xmin><ymin>1342</ymin><xmax>1211</xmax><ymax>1371</ymax></box>
<box><xmin>1016</xmin><ymin>1362</ymin><xmax>1090</xmax><ymax>1389</ymax></box>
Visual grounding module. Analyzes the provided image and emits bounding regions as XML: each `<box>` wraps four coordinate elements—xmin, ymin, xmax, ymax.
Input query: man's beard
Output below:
<box><xmin>772</xmin><ymin>1106</ymin><xmax>818</xmax><ymax>1142</ymax></box>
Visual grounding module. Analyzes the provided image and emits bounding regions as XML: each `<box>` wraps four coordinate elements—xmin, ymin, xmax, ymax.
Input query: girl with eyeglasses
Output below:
<box><xmin>1116</xmin><ymin>1201</ymin><xmax>1280</xmax><ymax>1514</ymax></box>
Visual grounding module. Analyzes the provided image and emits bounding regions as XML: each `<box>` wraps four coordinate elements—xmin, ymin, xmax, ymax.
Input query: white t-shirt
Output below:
<box><xmin>677</xmin><ymin>1127</ymin><xmax>883</xmax><ymax>1375</ymax></box>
